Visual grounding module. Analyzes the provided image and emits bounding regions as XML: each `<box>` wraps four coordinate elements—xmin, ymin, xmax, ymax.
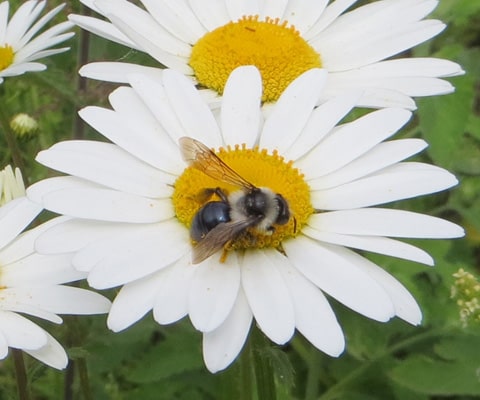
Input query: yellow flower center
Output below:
<box><xmin>173</xmin><ymin>144</ymin><xmax>313</xmax><ymax>258</ymax></box>
<box><xmin>189</xmin><ymin>15</ymin><xmax>321</xmax><ymax>103</ymax></box>
<box><xmin>0</xmin><ymin>45</ymin><xmax>14</xmax><ymax>71</ymax></box>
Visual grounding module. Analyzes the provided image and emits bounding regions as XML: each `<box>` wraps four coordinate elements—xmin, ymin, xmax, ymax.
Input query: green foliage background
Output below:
<box><xmin>0</xmin><ymin>0</ymin><xmax>479</xmax><ymax>399</ymax></box>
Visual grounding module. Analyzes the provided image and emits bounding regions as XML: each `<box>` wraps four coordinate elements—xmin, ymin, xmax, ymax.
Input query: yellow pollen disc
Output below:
<box><xmin>189</xmin><ymin>15</ymin><xmax>322</xmax><ymax>103</ymax></box>
<box><xmin>0</xmin><ymin>45</ymin><xmax>14</xmax><ymax>71</ymax></box>
<box><xmin>173</xmin><ymin>145</ymin><xmax>313</xmax><ymax>254</ymax></box>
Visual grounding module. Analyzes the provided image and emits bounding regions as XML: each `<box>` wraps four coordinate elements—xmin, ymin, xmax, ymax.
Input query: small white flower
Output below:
<box><xmin>28</xmin><ymin>67</ymin><xmax>463</xmax><ymax>372</ymax></box>
<box><xmin>0</xmin><ymin>165</ymin><xmax>25</xmax><ymax>205</ymax></box>
<box><xmin>70</xmin><ymin>0</ymin><xmax>463</xmax><ymax>109</ymax></box>
<box><xmin>0</xmin><ymin>0</ymin><xmax>74</xmax><ymax>84</ymax></box>
<box><xmin>0</xmin><ymin>175</ymin><xmax>111</xmax><ymax>369</ymax></box>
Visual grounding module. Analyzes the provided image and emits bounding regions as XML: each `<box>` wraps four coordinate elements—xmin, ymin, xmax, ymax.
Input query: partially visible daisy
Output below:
<box><xmin>0</xmin><ymin>164</ymin><xmax>25</xmax><ymax>205</ymax></box>
<box><xmin>28</xmin><ymin>67</ymin><xmax>463</xmax><ymax>373</ymax></box>
<box><xmin>0</xmin><ymin>165</ymin><xmax>111</xmax><ymax>369</ymax></box>
<box><xmin>0</xmin><ymin>1</ymin><xmax>73</xmax><ymax>84</ymax></box>
<box><xmin>70</xmin><ymin>0</ymin><xmax>463</xmax><ymax>109</ymax></box>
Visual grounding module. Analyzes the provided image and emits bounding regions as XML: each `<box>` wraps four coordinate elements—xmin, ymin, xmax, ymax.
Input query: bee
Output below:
<box><xmin>179</xmin><ymin>137</ymin><xmax>291</xmax><ymax>264</ymax></box>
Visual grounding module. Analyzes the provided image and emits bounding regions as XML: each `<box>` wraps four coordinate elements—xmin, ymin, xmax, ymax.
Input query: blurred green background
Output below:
<box><xmin>0</xmin><ymin>0</ymin><xmax>479</xmax><ymax>399</ymax></box>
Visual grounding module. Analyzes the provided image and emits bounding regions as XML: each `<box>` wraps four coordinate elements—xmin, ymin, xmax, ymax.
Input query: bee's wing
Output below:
<box><xmin>191</xmin><ymin>216</ymin><xmax>259</xmax><ymax>264</ymax></box>
<box><xmin>179</xmin><ymin>136</ymin><xmax>256</xmax><ymax>190</ymax></box>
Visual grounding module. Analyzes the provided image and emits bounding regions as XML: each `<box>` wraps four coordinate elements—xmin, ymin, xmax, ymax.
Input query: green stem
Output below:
<box><xmin>12</xmin><ymin>349</ymin><xmax>30</xmax><ymax>400</ymax></box>
<box><xmin>236</xmin><ymin>334</ymin><xmax>255</xmax><ymax>400</ymax></box>
<box><xmin>72</xmin><ymin>5</ymin><xmax>91</xmax><ymax>140</ymax></box>
<box><xmin>305</xmin><ymin>350</ymin><xmax>322</xmax><ymax>400</ymax></box>
<box><xmin>251</xmin><ymin>327</ymin><xmax>277</xmax><ymax>400</ymax></box>
<box><xmin>318</xmin><ymin>327</ymin><xmax>453</xmax><ymax>400</ymax></box>
<box><xmin>77</xmin><ymin>357</ymin><xmax>93</xmax><ymax>400</ymax></box>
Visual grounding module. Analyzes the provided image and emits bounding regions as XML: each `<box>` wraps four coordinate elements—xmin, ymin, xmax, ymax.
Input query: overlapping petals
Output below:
<box><xmin>29</xmin><ymin>66</ymin><xmax>463</xmax><ymax>372</ymax></box>
<box><xmin>0</xmin><ymin>1</ymin><xmax>73</xmax><ymax>83</ymax></box>
<box><xmin>0</xmin><ymin>199</ymin><xmax>111</xmax><ymax>369</ymax></box>
<box><xmin>70</xmin><ymin>0</ymin><xmax>463</xmax><ymax>109</ymax></box>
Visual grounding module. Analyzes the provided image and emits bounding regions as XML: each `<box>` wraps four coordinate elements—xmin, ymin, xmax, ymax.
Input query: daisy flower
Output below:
<box><xmin>0</xmin><ymin>165</ymin><xmax>111</xmax><ymax>369</ymax></box>
<box><xmin>0</xmin><ymin>0</ymin><xmax>74</xmax><ymax>84</ymax></box>
<box><xmin>70</xmin><ymin>0</ymin><xmax>463</xmax><ymax>109</ymax></box>
<box><xmin>28</xmin><ymin>67</ymin><xmax>463</xmax><ymax>373</ymax></box>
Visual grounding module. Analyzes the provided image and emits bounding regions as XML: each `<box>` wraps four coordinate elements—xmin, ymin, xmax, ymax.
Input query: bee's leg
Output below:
<box><xmin>219</xmin><ymin>239</ymin><xmax>233</xmax><ymax>263</ymax></box>
<box><xmin>213</xmin><ymin>187</ymin><xmax>229</xmax><ymax>202</ymax></box>
<box><xmin>196</xmin><ymin>187</ymin><xmax>229</xmax><ymax>203</ymax></box>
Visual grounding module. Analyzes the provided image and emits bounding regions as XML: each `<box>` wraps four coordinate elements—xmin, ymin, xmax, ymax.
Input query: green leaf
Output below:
<box><xmin>389</xmin><ymin>333</ymin><xmax>480</xmax><ymax>396</ymax></box>
<box><xmin>417</xmin><ymin>73</ymin><xmax>475</xmax><ymax>170</ymax></box>
<box><xmin>127</xmin><ymin>325</ymin><xmax>204</xmax><ymax>383</ymax></box>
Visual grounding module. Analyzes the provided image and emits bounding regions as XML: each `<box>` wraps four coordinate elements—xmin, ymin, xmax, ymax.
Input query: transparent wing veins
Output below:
<box><xmin>179</xmin><ymin>137</ymin><xmax>256</xmax><ymax>190</ymax></box>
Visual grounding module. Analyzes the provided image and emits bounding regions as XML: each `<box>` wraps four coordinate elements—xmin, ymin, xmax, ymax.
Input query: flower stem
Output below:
<box><xmin>72</xmin><ymin>4</ymin><xmax>91</xmax><ymax>140</ymax></box>
<box><xmin>12</xmin><ymin>349</ymin><xmax>30</xmax><ymax>400</ymax></box>
<box><xmin>77</xmin><ymin>358</ymin><xmax>93</xmax><ymax>400</ymax></box>
<box><xmin>251</xmin><ymin>327</ymin><xmax>277</xmax><ymax>400</ymax></box>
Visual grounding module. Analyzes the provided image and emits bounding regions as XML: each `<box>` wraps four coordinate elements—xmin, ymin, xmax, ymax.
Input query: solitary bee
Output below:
<box><xmin>179</xmin><ymin>137</ymin><xmax>291</xmax><ymax>264</ymax></box>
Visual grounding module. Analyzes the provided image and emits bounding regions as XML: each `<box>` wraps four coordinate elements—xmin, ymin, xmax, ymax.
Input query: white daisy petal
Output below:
<box><xmin>325</xmin><ymin>85</ymin><xmax>418</xmax><ymax>110</ymax></box>
<box><xmin>283</xmin><ymin>0</ymin><xmax>328</xmax><ymax>34</ymax></box>
<box><xmin>320</xmin><ymin>21</ymin><xmax>445</xmax><ymax>71</ymax></box>
<box><xmin>41</xmin><ymin>186</ymin><xmax>173</xmax><ymax>223</ymax></box>
<box><xmin>79</xmin><ymin>62</ymin><xmax>164</xmax><ymax>84</ymax></box>
<box><xmin>126</xmin><ymin>73</ymin><xmax>189</xmax><ymax>151</ymax></box>
<box><xmin>34</xmin><ymin>218</ymin><xmax>126</xmax><ymax>255</ymax></box>
<box><xmin>308</xmin><ymin>209</ymin><xmax>464</xmax><ymax>239</ymax></box>
<box><xmin>0</xmin><ymin>197</ymin><xmax>42</xmax><ymax>250</ymax></box>
<box><xmin>36</xmin><ymin>141</ymin><xmax>173</xmax><ymax>198</ymax></box>
<box><xmin>188</xmin><ymin>0</ymin><xmax>230</xmax><ymax>32</ymax></box>
<box><xmin>308</xmin><ymin>139</ymin><xmax>428</xmax><ymax>190</ymax></box>
<box><xmin>297</xmin><ymin>108</ymin><xmax>412</xmax><ymax>179</ymax></box>
<box><xmin>242</xmin><ymin>249</ymin><xmax>295</xmax><ymax>344</ymax></box>
<box><xmin>188</xmin><ymin>253</ymin><xmax>241</xmax><ymax>333</ymax></box>
<box><xmin>3</xmin><ymin>286</ymin><xmax>110</xmax><ymax>316</ymax></box>
<box><xmin>225</xmin><ymin>0</ymin><xmax>260</xmax><ymax>22</ymax></box>
<box><xmin>0</xmin><ymin>216</ymin><xmax>70</xmax><ymax>265</ymax></box>
<box><xmin>6</xmin><ymin>2</ymin><xmax>42</xmax><ymax>45</ymax></box>
<box><xmin>277</xmin><ymin>259</ymin><xmax>345</xmax><ymax>356</ymax></box>
<box><xmin>24</xmin><ymin>331</ymin><xmax>68</xmax><ymax>370</ymax></box>
<box><xmin>153</xmin><ymin>254</ymin><xmax>197</xmax><ymax>325</ymax></box>
<box><xmin>284</xmin><ymin>91</ymin><xmax>360</xmax><ymax>161</ymax></box>
<box><xmin>107</xmin><ymin>271</ymin><xmax>164</xmax><ymax>332</ymax></box>
<box><xmin>163</xmin><ymin>69</ymin><xmax>222</xmax><ymax>147</ymax></box>
<box><xmin>347</xmin><ymin>251</ymin><xmax>422</xmax><ymax>325</ymax></box>
<box><xmin>79</xmin><ymin>104</ymin><xmax>182</xmax><ymax>175</ymax></box>
<box><xmin>203</xmin><ymin>287</ymin><xmax>253</xmax><ymax>373</ymax></box>
<box><xmin>305</xmin><ymin>0</ymin><xmax>356</xmax><ymax>39</ymax></box>
<box><xmin>302</xmin><ymin>228</ymin><xmax>434</xmax><ymax>266</ymax></box>
<box><xmin>85</xmin><ymin>221</ymin><xmax>189</xmax><ymax>288</ymax></box>
<box><xmin>259</xmin><ymin>0</ymin><xmax>288</xmax><ymax>20</ymax></box>
<box><xmin>141</xmin><ymin>0</ymin><xmax>206</xmax><ymax>43</ymax></box>
<box><xmin>1</xmin><ymin>253</ymin><xmax>85</xmax><ymax>286</ymax></box>
<box><xmin>260</xmin><ymin>68</ymin><xmax>326</xmax><ymax>155</ymax></box>
<box><xmin>69</xmin><ymin>14</ymin><xmax>137</xmax><ymax>48</ymax></box>
<box><xmin>221</xmin><ymin>65</ymin><xmax>262</xmax><ymax>147</ymax></box>
<box><xmin>0</xmin><ymin>311</ymin><xmax>47</xmax><ymax>350</ymax></box>
<box><xmin>96</xmin><ymin>0</ymin><xmax>191</xmax><ymax>57</ymax></box>
<box><xmin>0</xmin><ymin>331</ymin><xmax>8</xmax><ymax>359</ymax></box>
<box><xmin>19</xmin><ymin>5</ymin><xmax>68</xmax><ymax>47</ymax></box>
<box><xmin>312</xmin><ymin>162</ymin><xmax>458</xmax><ymax>210</ymax></box>
<box><xmin>0</xmin><ymin>2</ymin><xmax>9</xmax><ymax>44</ymax></box>
<box><xmin>284</xmin><ymin>236</ymin><xmax>395</xmax><ymax>322</ymax></box>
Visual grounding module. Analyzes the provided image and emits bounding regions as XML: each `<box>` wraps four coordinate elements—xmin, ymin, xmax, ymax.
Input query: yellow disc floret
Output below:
<box><xmin>173</xmin><ymin>144</ymin><xmax>313</xmax><ymax>254</ymax></box>
<box><xmin>0</xmin><ymin>45</ymin><xmax>14</xmax><ymax>71</ymax></box>
<box><xmin>189</xmin><ymin>15</ymin><xmax>321</xmax><ymax>103</ymax></box>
